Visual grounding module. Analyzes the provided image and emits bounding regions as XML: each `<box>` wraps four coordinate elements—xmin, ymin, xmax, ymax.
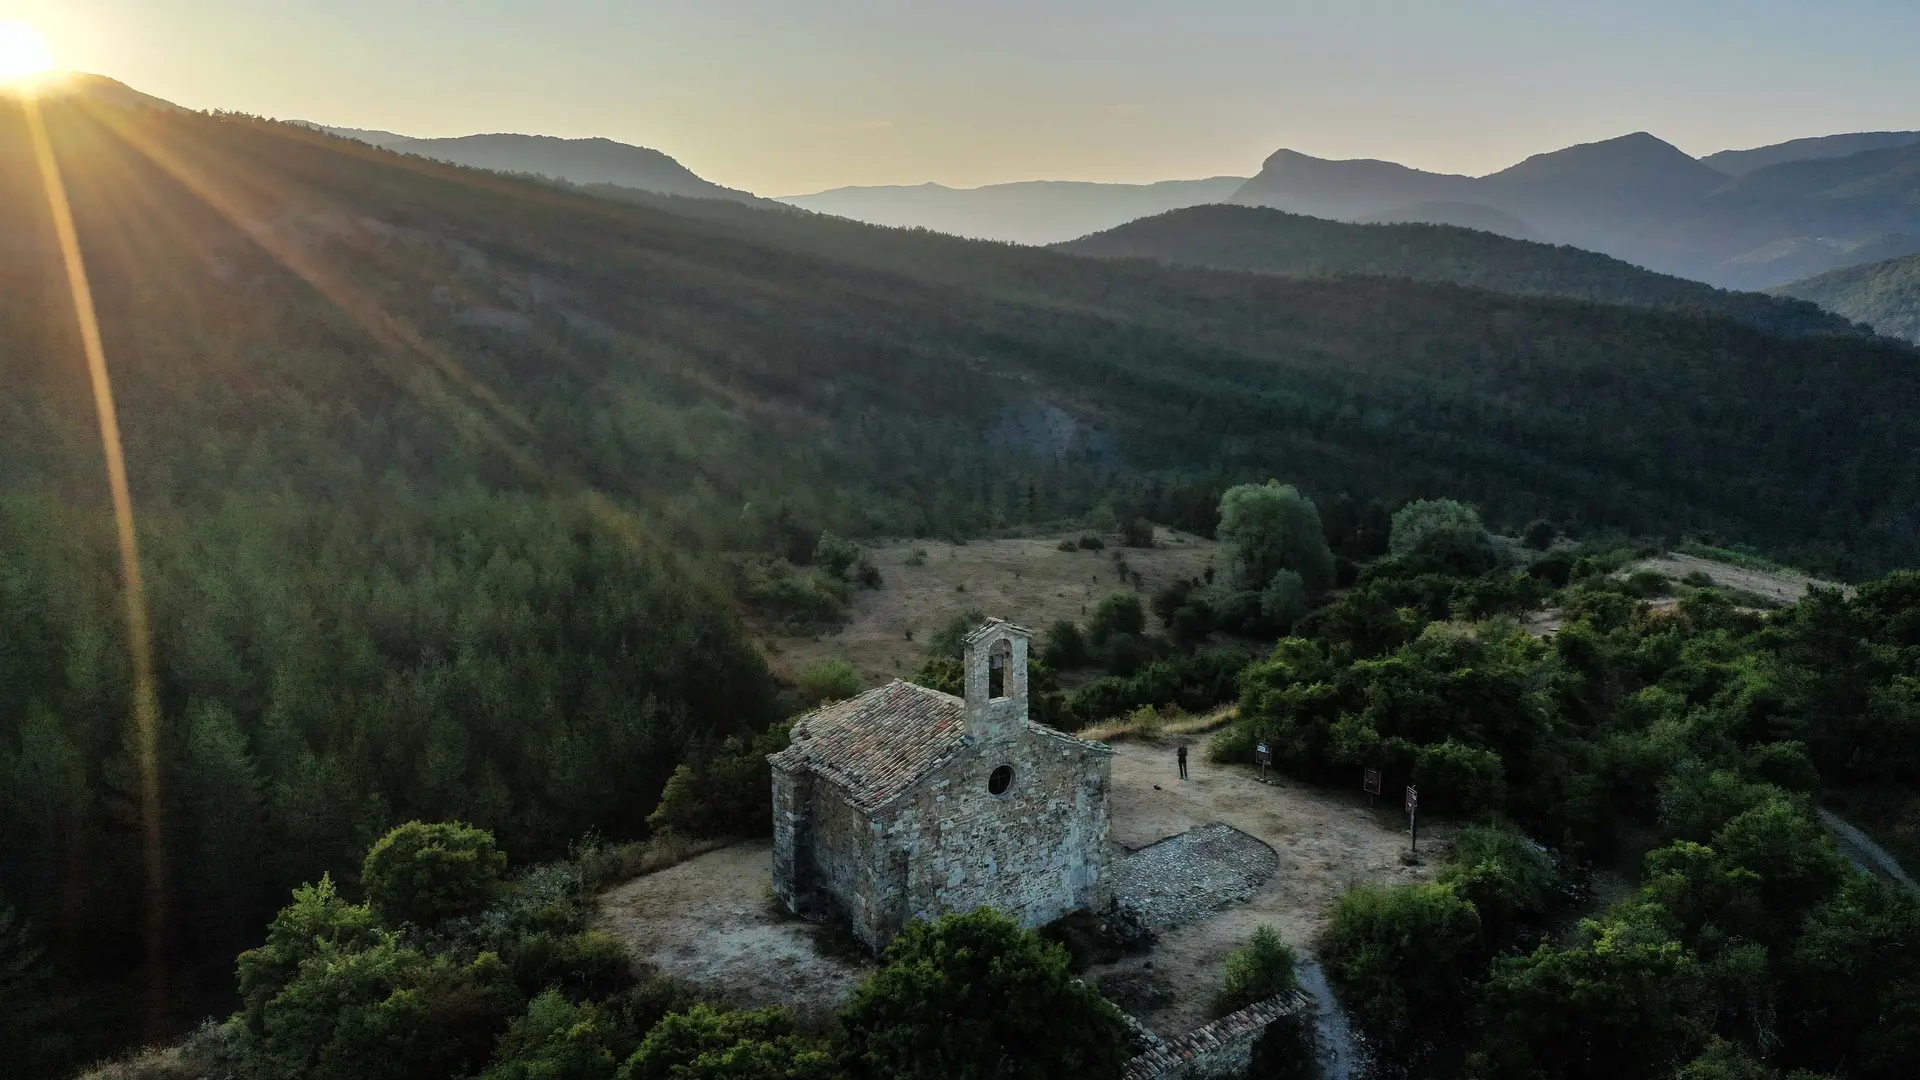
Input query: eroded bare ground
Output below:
<box><xmin>593</xmin><ymin>843</ymin><xmax>873</xmax><ymax>1025</ymax></box>
<box><xmin>767</xmin><ymin>528</ymin><xmax>1221</xmax><ymax>686</ymax></box>
<box><xmin>1623</xmin><ymin>551</ymin><xmax>1841</xmax><ymax>606</ymax></box>
<box><xmin>1089</xmin><ymin>735</ymin><xmax>1450</xmax><ymax>1038</ymax></box>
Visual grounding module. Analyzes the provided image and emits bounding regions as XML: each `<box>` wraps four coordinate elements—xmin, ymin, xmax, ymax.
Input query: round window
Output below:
<box><xmin>988</xmin><ymin>765</ymin><xmax>1014</xmax><ymax>796</ymax></box>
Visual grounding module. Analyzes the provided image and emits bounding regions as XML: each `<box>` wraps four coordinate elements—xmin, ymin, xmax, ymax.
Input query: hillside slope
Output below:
<box><xmin>776</xmin><ymin>176</ymin><xmax>1245</xmax><ymax>245</ymax></box>
<box><xmin>1056</xmin><ymin>204</ymin><xmax>1861</xmax><ymax>338</ymax></box>
<box><xmin>1776</xmin><ymin>252</ymin><xmax>1920</xmax><ymax>343</ymax></box>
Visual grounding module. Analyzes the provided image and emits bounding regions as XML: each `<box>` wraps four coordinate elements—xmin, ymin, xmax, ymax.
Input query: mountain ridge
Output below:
<box><xmin>776</xmin><ymin>176</ymin><xmax>1246</xmax><ymax>245</ymax></box>
<box><xmin>1775</xmin><ymin>251</ymin><xmax>1920</xmax><ymax>344</ymax></box>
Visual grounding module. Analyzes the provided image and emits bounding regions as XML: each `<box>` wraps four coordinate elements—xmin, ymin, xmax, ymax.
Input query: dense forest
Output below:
<box><xmin>1775</xmin><ymin>251</ymin><xmax>1920</xmax><ymax>345</ymax></box>
<box><xmin>1056</xmin><ymin>204</ymin><xmax>1864</xmax><ymax>339</ymax></box>
<box><xmin>3</xmin><ymin>97</ymin><xmax>1920</xmax><ymax>1075</ymax></box>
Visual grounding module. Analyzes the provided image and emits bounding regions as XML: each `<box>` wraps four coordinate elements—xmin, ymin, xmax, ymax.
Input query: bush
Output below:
<box><xmin>1388</xmin><ymin>499</ymin><xmax>1501</xmax><ymax>576</ymax></box>
<box><xmin>1214</xmin><ymin>925</ymin><xmax>1300</xmax><ymax>1016</ymax></box>
<box><xmin>1522</xmin><ymin>520</ymin><xmax>1559</xmax><ymax>550</ymax></box>
<box><xmin>1260</xmin><ymin>570</ymin><xmax>1309</xmax><ymax>633</ymax></box>
<box><xmin>1120</xmin><ymin>516</ymin><xmax>1156</xmax><ymax>548</ymax></box>
<box><xmin>1413</xmin><ymin>741</ymin><xmax>1508</xmax><ymax>818</ymax></box>
<box><xmin>1322</xmin><ymin>883</ymin><xmax>1484</xmax><ymax>1064</ymax></box>
<box><xmin>837</xmin><ymin>909</ymin><xmax>1130</xmax><ymax>1080</ymax></box>
<box><xmin>1042</xmin><ymin>621</ymin><xmax>1090</xmax><ymax>669</ymax></box>
<box><xmin>813</xmin><ymin>532</ymin><xmax>862</xmax><ymax>579</ymax></box>
<box><xmin>619</xmin><ymin>1004</ymin><xmax>833</xmax><ymax>1080</ymax></box>
<box><xmin>924</xmin><ymin>609</ymin><xmax>987</xmax><ymax>660</ymax></box>
<box><xmin>796</xmin><ymin>660</ymin><xmax>860</xmax><ymax>707</ymax></box>
<box><xmin>1086</xmin><ymin>594</ymin><xmax>1146</xmax><ymax>645</ymax></box>
<box><xmin>1217</xmin><ymin>482</ymin><xmax>1337</xmax><ymax>594</ymax></box>
<box><xmin>481</xmin><ymin>990</ymin><xmax>626</xmax><ymax>1080</ymax></box>
<box><xmin>647</xmin><ymin>722</ymin><xmax>795</xmax><ymax>839</ymax></box>
<box><xmin>1102</xmin><ymin>632</ymin><xmax>1152</xmax><ymax>677</ymax></box>
<box><xmin>1438</xmin><ymin>827</ymin><xmax>1556</xmax><ymax>949</ymax></box>
<box><xmin>1057</xmin><ymin>538</ymin><xmax>1078</xmax><ymax>552</ymax></box>
<box><xmin>1077</xmin><ymin>534</ymin><xmax>1106</xmax><ymax>551</ymax></box>
<box><xmin>362</xmin><ymin>821</ymin><xmax>508</xmax><ymax>929</ymax></box>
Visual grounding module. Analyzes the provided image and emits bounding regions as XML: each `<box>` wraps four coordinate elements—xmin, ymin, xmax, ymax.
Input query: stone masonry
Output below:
<box><xmin>1124</xmin><ymin>991</ymin><xmax>1315</xmax><ymax>1080</ymax></box>
<box><xmin>769</xmin><ymin>619</ymin><xmax>1115</xmax><ymax>949</ymax></box>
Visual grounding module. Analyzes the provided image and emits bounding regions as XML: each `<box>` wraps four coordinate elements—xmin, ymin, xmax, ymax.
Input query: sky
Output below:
<box><xmin>10</xmin><ymin>0</ymin><xmax>1920</xmax><ymax>196</ymax></box>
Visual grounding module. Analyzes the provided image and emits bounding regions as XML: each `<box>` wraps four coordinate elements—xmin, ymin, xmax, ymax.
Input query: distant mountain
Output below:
<box><xmin>1057</xmin><ymin>203</ymin><xmax>1861</xmax><ymax>338</ymax></box>
<box><xmin>1704</xmin><ymin>131</ymin><xmax>1920</xmax><ymax>176</ymax></box>
<box><xmin>1231</xmin><ymin>133</ymin><xmax>1920</xmax><ymax>289</ymax></box>
<box><xmin>319</xmin><ymin>127</ymin><xmax>759</xmax><ymax>203</ymax></box>
<box><xmin>1775</xmin><ymin>252</ymin><xmax>1920</xmax><ymax>344</ymax></box>
<box><xmin>775</xmin><ymin>177</ymin><xmax>1246</xmax><ymax>245</ymax></box>
<box><xmin>1356</xmin><ymin>201</ymin><xmax>1536</xmax><ymax>240</ymax></box>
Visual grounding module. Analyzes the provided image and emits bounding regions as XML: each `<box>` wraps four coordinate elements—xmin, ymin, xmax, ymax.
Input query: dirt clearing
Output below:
<box><xmin>1624</xmin><ymin>551</ymin><xmax>1840</xmax><ymax>607</ymax></box>
<box><xmin>594</xmin><ymin>843</ymin><xmax>872</xmax><ymax>1024</ymax></box>
<box><xmin>1090</xmin><ymin>733</ymin><xmax>1451</xmax><ymax>1037</ymax></box>
<box><xmin>767</xmin><ymin>528</ymin><xmax>1221</xmax><ymax>686</ymax></box>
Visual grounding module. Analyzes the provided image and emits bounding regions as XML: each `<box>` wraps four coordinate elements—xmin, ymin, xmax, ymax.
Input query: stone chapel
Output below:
<box><xmin>767</xmin><ymin>618</ymin><xmax>1115</xmax><ymax>949</ymax></box>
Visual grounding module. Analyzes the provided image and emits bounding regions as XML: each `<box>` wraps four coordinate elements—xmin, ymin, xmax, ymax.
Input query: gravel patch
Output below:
<box><xmin>1115</xmin><ymin>823</ymin><xmax>1280</xmax><ymax>929</ymax></box>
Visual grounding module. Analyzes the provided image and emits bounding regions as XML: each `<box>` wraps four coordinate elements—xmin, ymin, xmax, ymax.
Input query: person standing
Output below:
<box><xmin>1177</xmin><ymin>743</ymin><xmax>1189</xmax><ymax>780</ymax></box>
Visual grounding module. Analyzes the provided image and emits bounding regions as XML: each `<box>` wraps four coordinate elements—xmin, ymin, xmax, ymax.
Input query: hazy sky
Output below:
<box><xmin>12</xmin><ymin>0</ymin><xmax>1920</xmax><ymax>195</ymax></box>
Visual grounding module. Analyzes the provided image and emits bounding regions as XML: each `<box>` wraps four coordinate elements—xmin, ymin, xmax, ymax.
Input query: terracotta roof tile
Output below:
<box><xmin>768</xmin><ymin>681</ymin><xmax>968</xmax><ymax>811</ymax></box>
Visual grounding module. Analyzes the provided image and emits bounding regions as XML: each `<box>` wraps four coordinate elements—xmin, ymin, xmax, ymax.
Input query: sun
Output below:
<box><xmin>0</xmin><ymin>20</ymin><xmax>56</xmax><ymax>84</ymax></box>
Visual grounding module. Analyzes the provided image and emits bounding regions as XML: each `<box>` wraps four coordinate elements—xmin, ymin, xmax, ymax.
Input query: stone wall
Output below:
<box><xmin>876</xmin><ymin>725</ymin><xmax>1113</xmax><ymax>935</ymax></box>
<box><xmin>1124</xmin><ymin>991</ymin><xmax>1314</xmax><ymax>1080</ymax></box>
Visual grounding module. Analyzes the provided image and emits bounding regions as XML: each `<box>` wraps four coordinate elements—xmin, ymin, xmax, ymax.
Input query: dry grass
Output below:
<box><xmin>577</xmin><ymin>832</ymin><xmax>733</xmax><ymax>892</ymax></box>
<box><xmin>767</xmin><ymin>526</ymin><xmax>1223</xmax><ymax>687</ymax></box>
<box><xmin>76</xmin><ymin>1021</ymin><xmax>241</xmax><ymax>1080</ymax></box>
<box><xmin>1080</xmin><ymin>704</ymin><xmax>1238</xmax><ymax>744</ymax></box>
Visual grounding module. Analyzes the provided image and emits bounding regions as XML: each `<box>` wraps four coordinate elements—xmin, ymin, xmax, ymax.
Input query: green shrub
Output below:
<box><xmin>1214</xmin><ymin>925</ymin><xmax>1300</xmax><ymax>1016</ymax></box>
<box><xmin>837</xmin><ymin>909</ymin><xmax>1130</xmax><ymax>1080</ymax></box>
<box><xmin>1086</xmin><ymin>594</ymin><xmax>1146</xmax><ymax>645</ymax></box>
<box><xmin>618</xmin><ymin>1004</ymin><xmax>832</xmax><ymax>1080</ymax></box>
<box><xmin>1438</xmin><ymin>826</ymin><xmax>1556</xmax><ymax>949</ymax></box>
<box><xmin>362</xmin><ymin>821</ymin><xmax>508</xmax><ymax>929</ymax></box>
<box><xmin>1077</xmin><ymin>535</ymin><xmax>1106</xmax><ymax>551</ymax></box>
<box><xmin>1260</xmin><ymin>570</ymin><xmax>1309</xmax><ymax>633</ymax></box>
<box><xmin>1217</xmin><ymin>482</ymin><xmax>1337</xmax><ymax>594</ymax></box>
<box><xmin>1120</xmin><ymin>516</ymin><xmax>1156</xmax><ymax>548</ymax></box>
<box><xmin>1389</xmin><ymin>499</ymin><xmax>1501</xmax><ymax>576</ymax></box>
<box><xmin>646</xmin><ymin>722</ymin><xmax>795</xmax><ymax>839</ymax></box>
<box><xmin>924</xmin><ymin>609</ymin><xmax>987</xmax><ymax>660</ymax></box>
<box><xmin>1322</xmin><ymin>883</ymin><xmax>1484</xmax><ymax>1065</ymax></box>
<box><xmin>1521</xmin><ymin>520</ymin><xmax>1559</xmax><ymax>551</ymax></box>
<box><xmin>796</xmin><ymin>660</ymin><xmax>860</xmax><ymax>707</ymax></box>
<box><xmin>481</xmin><ymin>990</ymin><xmax>625</xmax><ymax>1080</ymax></box>
<box><xmin>1042</xmin><ymin>621</ymin><xmax>1090</xmax><ymax>669</ymax></box>
<box><xmin>1413</xmin><ymin>741</ymin><xmax>1508</xmax><ymax>818</ymax></box>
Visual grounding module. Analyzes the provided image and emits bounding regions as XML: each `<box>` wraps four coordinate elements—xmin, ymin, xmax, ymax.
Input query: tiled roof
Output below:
<box><xmin>769</xmin><ymin>681</ymin><xmax>969</xmax><ymax>812</ymax></box>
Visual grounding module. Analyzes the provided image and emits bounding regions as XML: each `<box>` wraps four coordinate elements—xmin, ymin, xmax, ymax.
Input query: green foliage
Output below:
<box><xmin>1086</xmin><ymin>593</ymin><xmax>1147</xmax><ymax>646</ymax></box>
<box><xmin>619</xmin><ymin>1005</ymin><xmax>834</xmax><ymax>1080</ymax></box>
<box><xmin>0</xmin><ymin>901</ymin><xmax>49</xmax><ymax>1066</ymax></box>
<box><xmin>481</xmin><ymin>990</ymin><xmax>628</xmax><ymax>1080</ymax></box>
<box><xmin>1260</xmin><ymin>570</ymin><xmax>1310</xmax><ymax>633</ymax></box>
<box><xmin>1437</xmin><ymin>827</ymin><xmax>1557</xmax><ymax>950</ymax></box>
<box><xmin>1476</xmin><ymin>911</ymin><xmax>1712</xmax><ymax>1080</ymax></box>
<box><xmin>1217</xmin><ymin>482</ymin><xmax>1337</xmax><ymax>594</ymax></box>
<box><xmin>1119</xmin><ymin>516</ymin><xmax>1156</xmax><ymax>548</ymax></box>
<box><xmin>363</xmin><ymin>822</ymin><xmax>509</xmax><ymax>929</ymax></box>
<box><xmin>1414</xmin><ymin>741</ymin><xmax>1508</xmax><ymax>819</ymax></box>
<box><xmin>923</xmin><ymin>609</ymin><xmax>988</xmax><ymax>661</ymax></box>
<box><xmin>646</xmin><ymin>722</ymin><xmax>795</xmax><ymax>839</ymax></box>
<box><xmin>237</xmin><ymin>875</ymin><xmax>383</xmax><ymax>1035</ymax></box>
<box><xmin>1323</xmin><ymin>883</ymin><xmax>1484</xmax><ymax>1066</ymax></box>
<box><xmin>837</xmin><ymin>909</ymin><xmax>1130</xmax><ymax>1080</ymax></box>
<box><xmin>796</xmin><ymin>661</ymin><xmax>860</xmax><ymax>707</ymax></box>
<box><xmin>1388</xmin><ymin>499</ymin><xmax>1502</xmax><ymax>576</ymax></box>
<box><xmin>1041</xmin><ymin>620</ymin><xmax>1090</xmax><ymax>669</ymax></box>
<box><xmin>812</xmin><ymin>533</ymin><xmax>862</xmax><ymax>580</ymax></box>
<box><xmin>250</xmin><ymin>937</ymin><xmax>520</xmax><ymax>1080</ymax></box>
<box><xmin>1522</xmin><ymin>519</ymin><xmax>1559</xmax><ymax>551</ymax></box>
<box><xmin>1214</xmin><ymin>925</ymin><xmax>1300</xmax><ymax>1016</ymax></box>
<box><xmin>1783</xmin><ymin>874</ymin><xmax>1920</xmax><ymax>1080</ymax></box>
<box><xmin>1058</xmin><ymin>648</ymin><xmax>1247</xmax><ymax>729</ymax></box>
<box><xmin>909</xmin><ymin>657</ymin><xmax>964</xmax><ymax>696</ymax></box>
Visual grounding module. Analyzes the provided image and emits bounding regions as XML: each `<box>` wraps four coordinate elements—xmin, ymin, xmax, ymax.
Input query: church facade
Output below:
<box><xmin>768</xmin><ymin>619</ymin><xmax>1115</xmax><ymax>949</ymax></box>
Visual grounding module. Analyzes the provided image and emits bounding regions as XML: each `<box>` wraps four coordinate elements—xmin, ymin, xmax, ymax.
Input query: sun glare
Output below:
<box><xmin>0</xmin><ymin>20</ymin><xmax>55</xmax><ymax>84</ymax></box>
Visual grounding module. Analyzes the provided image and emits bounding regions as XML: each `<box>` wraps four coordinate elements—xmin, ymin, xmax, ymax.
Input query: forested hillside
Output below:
<box><xmin>1776</xmin><ymin>252</ymin><xmax>1920</xmax><ymax>344</ymax></box>
<box><xmin>1058</xmin><ymin>204</ymin><xmax>1863</xmax><ymax>338</ymax></box>
<box><xmin>5</xmin><ymin>97</ymin><xmax>1920</xmax><ymax>1070</ymax></box>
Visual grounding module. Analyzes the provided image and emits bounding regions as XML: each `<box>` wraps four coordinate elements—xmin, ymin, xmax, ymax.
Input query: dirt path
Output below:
<box><xmin>594</xmin><ymin>843</ymin><xmax>872</xmax><ymax>1025</ymax></box>
<box><xmin>1090</xmin><ymin>734</ymin><xmax>1451</xmax><ymax>1037</ymax></box>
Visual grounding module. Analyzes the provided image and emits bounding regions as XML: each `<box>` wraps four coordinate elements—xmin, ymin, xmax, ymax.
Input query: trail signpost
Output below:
<box><xmin>1255</xmin><ymin>742</ymin><xmax>1272</xmax><ymax>782</ymax></box>
<box><xmin>1405</xmin><ymin>785</ymin><xmax>1419</xmax><ymax>855</ymax></box>
<box><xmin>1363</xmin><ymin>767</ymin><xmax>1382</xmax><ymax>808</ymax></box>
